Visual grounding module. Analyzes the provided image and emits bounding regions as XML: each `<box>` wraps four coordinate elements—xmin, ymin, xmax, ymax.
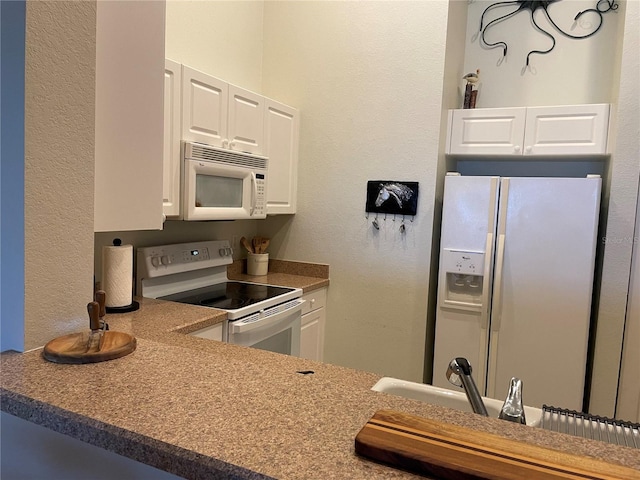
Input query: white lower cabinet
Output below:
<box><xmin>300</xmin><ymin>288</ymin><xmax>327</xmax><ymax>361</ymax></box>
<box><xmin>190</xmin><ymin>322</ymin><xmax>224</xmax><ymax>342</ymax></box>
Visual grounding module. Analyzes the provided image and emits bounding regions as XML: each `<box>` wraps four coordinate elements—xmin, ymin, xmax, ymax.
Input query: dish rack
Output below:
<box><xmin>541</xmin><ymin>405</ymin><xmax>639</xmax><ymax>449</ymax></box>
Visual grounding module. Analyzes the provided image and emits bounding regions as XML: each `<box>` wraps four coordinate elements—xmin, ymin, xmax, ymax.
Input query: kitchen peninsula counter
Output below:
<box><xmin>2</xmin><ymin>298</ymin><xmax>639</xmax><ymax>479</ymax></box>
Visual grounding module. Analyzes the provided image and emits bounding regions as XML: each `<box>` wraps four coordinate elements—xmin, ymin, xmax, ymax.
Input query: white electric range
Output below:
<box><xmin>136</xmin><ymin>240</ymin><xmax>303</xmax><ymax>356</ymax></box>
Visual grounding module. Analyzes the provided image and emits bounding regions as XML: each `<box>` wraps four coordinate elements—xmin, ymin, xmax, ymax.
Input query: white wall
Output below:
<box><xmin>260</xmin><ymin>1</ymin><xmax>450</xmax><ymax>381</ymax></box>
<box><xmin>461</xmin><ymin>0</ymin><xmax>623</xmax><ymax>108</ymax></box>
<box><xmin>165</xmin><ymin>0</ymin><xmax>264</xmax><ymax>92</ymax></box>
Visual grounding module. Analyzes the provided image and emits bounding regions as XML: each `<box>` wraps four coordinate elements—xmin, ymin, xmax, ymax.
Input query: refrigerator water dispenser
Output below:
<box><xmin>440</xmin><ymin>249</ymin><xmax>485</xmax><ymax>312</ymax></box>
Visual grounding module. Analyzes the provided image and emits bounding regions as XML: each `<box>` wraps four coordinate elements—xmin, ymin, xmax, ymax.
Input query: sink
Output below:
<box><xmin>372</xmin><ymin>377</ymin><xmax>542</xmax><ymax>427</ymax></box>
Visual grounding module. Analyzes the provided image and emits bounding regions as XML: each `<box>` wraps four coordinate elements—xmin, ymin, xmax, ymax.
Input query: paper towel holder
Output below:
<box><xmin>106</xmin><ymin>301</ymin><xmax>139</xmax><ymax>314</ymax></box>
<box><xmin>103</xmin><ymin>238</ymin><xmax>140</xmax><ymax>314</ymax></box>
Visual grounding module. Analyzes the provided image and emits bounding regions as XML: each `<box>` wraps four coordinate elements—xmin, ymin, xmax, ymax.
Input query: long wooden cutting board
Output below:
<box><xmin>355</xmin><ymin>410</ymin><xmax>640</xmax><ymax>480</ymax></box>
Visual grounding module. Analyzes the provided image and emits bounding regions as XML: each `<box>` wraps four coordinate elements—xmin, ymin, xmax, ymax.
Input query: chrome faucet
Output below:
<box><xmin>446</xmin><ymin>357</ymin><xmax>489</xmax><ymax>417</ymax></box>
<box><xmin>499</xmin><ymin>377</ymin><xmax>527</xmax><ymax>424</ymax></box>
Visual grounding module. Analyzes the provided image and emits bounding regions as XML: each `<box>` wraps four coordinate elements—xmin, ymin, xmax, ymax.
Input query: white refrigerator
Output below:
<box><xmin>432</xmin><ymin>174</ymin><xmax>601</xmax><ymax>411</ymax></box>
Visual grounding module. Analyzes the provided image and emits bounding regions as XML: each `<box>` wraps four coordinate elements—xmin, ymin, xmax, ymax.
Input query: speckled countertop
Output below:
<box><xmin>2</xmin><ymin>265</ymin><xmax>639</xmax><ymax>479</ymax></box>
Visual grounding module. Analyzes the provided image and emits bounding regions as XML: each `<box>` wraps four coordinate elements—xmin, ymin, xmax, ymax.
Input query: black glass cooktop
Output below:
<box><xmin>159</xmin><ymin>281</ymin><xmax>295</xmax><ymax>311</ymax></box>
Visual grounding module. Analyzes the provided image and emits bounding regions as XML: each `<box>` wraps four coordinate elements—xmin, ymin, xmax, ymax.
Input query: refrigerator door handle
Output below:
<box><xmin>480</xmin><ymin>232</ymin><xmax>493</xmax><ymax>330</ymax></box>
<box><xmin>492</xmin><ymin>177</ymin><xmax>510</xmax><ymax>333</ymax></box>
<box><xmin>492</xmin><ymin>232</ymin><xmax>506</xmax><ymax>332</ymax></box>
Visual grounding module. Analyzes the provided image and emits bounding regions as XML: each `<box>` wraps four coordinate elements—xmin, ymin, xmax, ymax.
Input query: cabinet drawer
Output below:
<box><xmin>302</xmin><ymin>288</ymin><xmax>327</xmax><ymax>316</ymax></box>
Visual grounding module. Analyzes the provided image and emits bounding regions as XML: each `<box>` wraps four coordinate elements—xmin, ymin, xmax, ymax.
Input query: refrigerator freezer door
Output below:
<box><xmin>486</xmin><ymin>177</ymin><xmax>601</xmax><ymax>410</ymax></box>
<box><xmin>433</xmin><ymin>176</ymin><xmax>499</xmax><ymax>391</ymax></box>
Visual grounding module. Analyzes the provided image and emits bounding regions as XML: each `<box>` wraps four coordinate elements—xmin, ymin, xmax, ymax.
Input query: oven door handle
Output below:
<box><xmin>229</xmin><ymin>300</ymin><xmax>304</xmax><ymax>334</ymax></box>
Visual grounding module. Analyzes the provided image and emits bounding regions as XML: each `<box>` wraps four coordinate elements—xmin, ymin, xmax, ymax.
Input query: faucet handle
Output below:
<box><xmin>499</xmin><ymin>377</ymin><xmax>527</xmax><ymax>425</ymax></box>
<box><xmin>446</xmin><ymin>357</ymin><xmax>472</xmax><ymax>387</ymax></box>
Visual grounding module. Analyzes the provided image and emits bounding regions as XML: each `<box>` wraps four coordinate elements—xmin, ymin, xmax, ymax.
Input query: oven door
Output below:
<box><xmin>226</xmin><ymin>300</ymin><xmax>303</xmax><ymax>356</ymax></box>
<box><xmin>183</xmin><ymin>158</ymin><xmax>266</xmax><ymax>220</ymax></box>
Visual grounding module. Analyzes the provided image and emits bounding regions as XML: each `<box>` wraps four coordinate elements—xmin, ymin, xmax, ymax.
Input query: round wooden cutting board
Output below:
<box><xmin>43</xmin><ymin>331</ymin><xmax>136</xmax><ymax>364</ymax></box>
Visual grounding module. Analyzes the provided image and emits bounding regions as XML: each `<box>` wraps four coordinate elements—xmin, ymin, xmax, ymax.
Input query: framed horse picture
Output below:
<box><xmin>365</xmin><ymin>181</ymin><xmax>419</xmax><ymax>216</ymax></box>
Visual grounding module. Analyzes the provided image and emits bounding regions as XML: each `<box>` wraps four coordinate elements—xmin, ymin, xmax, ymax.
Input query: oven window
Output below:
<box><xmin>252</xmin><ymin>329</ymin><xmax>292</xmax><ymax>356</ymax></box>
<box><xmin>195</xmin><ymin>174</ymin><xmax>242</xmax><ymax>207</ymax></box>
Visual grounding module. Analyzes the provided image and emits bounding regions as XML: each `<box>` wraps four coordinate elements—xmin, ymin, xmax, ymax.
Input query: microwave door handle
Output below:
<box><xmin>250</xmin><ymin>172</ymin><xmax>257</xmax><ymax>216</ymax></box>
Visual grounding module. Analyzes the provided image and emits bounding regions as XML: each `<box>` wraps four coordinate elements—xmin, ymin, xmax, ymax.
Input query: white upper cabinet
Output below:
<box><xmin>181</xmin><ymin>65</ymin><xmax>228</xmax><ymax>148</ymax></box>
<box><xmin>94</xmin><ymin>1</ymin><xmax>165</xmax><ymax>232</ymax></box>
<box><xmin>447</xmin><ymin>107</ymin><xmax>526</xmax><ymax>156</ymax></box>
<box><xmin>264</xmin><ymin>99</ymin><xmax>299</xmax><ymax>215</ymax></box>
<box><xmin>163</xmin><ymin>59</ymin><xmax>181</xmax><ymax>218</ymax></box>
<box><xmin>228</xmin><ymin>85</ymin><xmax>265</xmax><ymax>155</ymax></box>
<box><xmin>523</xmin><ymin>104</ymin><xmax>610</xmax><ymax>156</ymax></box>
<box><xmin>182</xmin><ymin>66</ymin><xmax>264</xmax><ymax>155</ymax></box>
<box><xmin>447</xmin><ymin>104</ymin><xmax>610</xmax><ymax>156</ymax></box>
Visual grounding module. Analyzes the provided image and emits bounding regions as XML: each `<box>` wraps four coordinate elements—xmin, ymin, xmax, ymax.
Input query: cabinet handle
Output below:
<box><xmin>310</xmin><ymin>298</ymin><xmax>315</xmax><ymax>305</ymax></box>
<box><xmin>222</xmin><ymin>139</ymin><xmax>229</xmax><ymax>147</ymax></box>
<box><xmin>229</xmin><ymin>141</ymin><xmax>236</xmax><ymax>149</ymax></box>
<box><xmin>513</xmin><ymin>145</ymin><xmax>521</xmax><ymax>153</ymax></box>
<box><xmin>525</xmin><ymin>146</ymin><xmax>532</xmax><ymax>154</ymax></box>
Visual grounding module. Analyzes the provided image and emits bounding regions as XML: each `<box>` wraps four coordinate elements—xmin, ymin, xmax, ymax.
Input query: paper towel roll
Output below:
<box><xmin>102</xmin><ymin>243</ymin><xmax>133</xmax><ymax>308</ymax></box>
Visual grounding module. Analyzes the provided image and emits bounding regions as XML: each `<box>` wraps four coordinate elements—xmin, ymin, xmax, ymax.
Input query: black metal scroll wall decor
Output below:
<box><xmin>478</xmin><ymin>0</ymin><xmax>618</xmax><ymax>66</ymax></box>
<box><xmin>365</xmin><ymin>181</ymin><xmax>419</xmax><ymax>233</ymax></box>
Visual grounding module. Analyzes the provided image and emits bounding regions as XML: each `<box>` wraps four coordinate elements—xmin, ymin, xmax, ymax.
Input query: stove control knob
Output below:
<box><xmin>219</xmin><ymin>248</ymin><xmax>226</xmax><ymax>257</ymax></box>
<box><xmin>161</xmin><ymin>255</ymin><xmax>171</xmax><ymax>266</ymax></box>
<box><xmin>151</xmin><ymin>256</ymin><xmax>160</xmax><ymax>267</ymax></box>
<box><xmin>226</xmin><ymin>247</ymin><xmax>233</xmax><ymax>256</ymax></box>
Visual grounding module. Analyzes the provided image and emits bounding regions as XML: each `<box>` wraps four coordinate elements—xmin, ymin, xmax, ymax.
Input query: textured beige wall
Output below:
<box><xmin>165</xmin><ymin>0</ymin><xmax>264</xmax><ymax>92</ymax></box>
<box><xmin>24</xmin><ymin>1</ymin><xmax>96</xmax><ymax>350</ymax></box>
<box><xmin>261</xmin><ymin>1</ymin><xmax>450</xmax><ymax>382</ymax></box>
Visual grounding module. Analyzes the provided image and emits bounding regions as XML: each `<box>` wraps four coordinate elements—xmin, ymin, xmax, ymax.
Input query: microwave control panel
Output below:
<box><xmin>253</xmin><ymin>173</ymin><xmax>266</xmax><ymax>217</ymax></box>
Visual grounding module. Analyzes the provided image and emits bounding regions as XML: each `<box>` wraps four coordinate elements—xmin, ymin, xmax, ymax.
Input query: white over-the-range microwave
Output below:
<box><xmin>171</xmin><ymin>141</ymin><xmax>268</xmax><ymax>221</ymax></box>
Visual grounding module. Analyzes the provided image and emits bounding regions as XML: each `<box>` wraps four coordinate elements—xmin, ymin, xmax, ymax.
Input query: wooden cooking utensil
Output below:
<box><xmin>240</xmin><ymin>236</ymin><xmax>254</xmax><ymax>254</ymax></box>
<box><xmin>355</xmin><ymin>410</ymin><xmax>640</xmax><ymax>480</ymax></box>
<box><xmin>94</xmin><ymin>289</ymin><xmax>109</xmax><ymax>330</ymax></box>
<box><xmin>260</xmin><ymin>237</ymin><xmax>269</xmax><ymax>253</ymax></box>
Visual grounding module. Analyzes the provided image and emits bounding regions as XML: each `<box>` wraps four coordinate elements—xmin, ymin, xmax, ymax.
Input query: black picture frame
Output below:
<box><xmin>365</xmin><ymin>181</ymin><xmax>419</xmax><ymax>216</ymax></box>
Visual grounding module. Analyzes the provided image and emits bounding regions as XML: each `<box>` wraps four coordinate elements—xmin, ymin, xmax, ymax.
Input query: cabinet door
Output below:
<box><xmin>227</xmin><ymin>85</ymin><xmax>264</xmax><ymax>155</ymax></box>
<box><xmin>300</xmin><ymin>308</ymin><xmax>324</xmax><ymax>361</ymax></box>
<box><xmin>94</xmin><ymin>0</ymin><xmax>164</xmax><ymax>232</ymax></box>
<box><xmin>448</xmin><ymin>107</ymin><xmax>526</xmax><ymax>156</ymax></box>
<box><xmin>181</xmin><ymin>65</ymin><xmax>228</xmax><ymax>147</ymax></box>
<box><xmin>163</xmin><ymin>59</ymin><xmax>181</xmax><ymax>218</ymax></box>
<box><xmin>191</xmin><ymin>322</ymin><xmax>224</xmax><ymax>342</ymax></box>
<box><xmin>523</xmin><ymin>104</ymin><xmax>610</xmax><ymax>155</ymax></box>
<box><xmin>264</xmin><ymin>99</ymin><xmax>299</xmax><ymax>214</ymax></box>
